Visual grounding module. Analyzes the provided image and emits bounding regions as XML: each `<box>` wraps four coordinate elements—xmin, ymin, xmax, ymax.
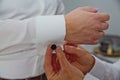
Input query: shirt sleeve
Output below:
<box><xmin>89</xmin><ymin>57</ymin><xmax>120</xmax><ymax>80</ymax></box>
<box><xmin>0</xmin><ymin>15</ymin><xmax>66</xmax><ymax>55</ymax></box>
<box><xmin>36</xmin><ymin>15</ymin><xmax>66</xmax><ymax>47</ymax></box>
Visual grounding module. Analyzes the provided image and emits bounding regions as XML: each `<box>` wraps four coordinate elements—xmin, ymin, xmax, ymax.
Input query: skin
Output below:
<box><xmin>44</xmin><ymin>45</ymin><xmax>84</xmax><ymax>80</ymax></box>
<box><xmin>63</xmin><ymin>42</ymin><xmax>95</xmax><ymax>74</ymax></box>
<box><xmin>65</xmin><ymin>6</ymin><xmax>110</xmax><ymax>44</ymax></box>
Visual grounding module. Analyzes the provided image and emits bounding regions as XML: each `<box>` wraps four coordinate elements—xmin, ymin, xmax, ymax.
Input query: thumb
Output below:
<box><xmin>56</xmin><ymin>46</ymin><xmax>71</xmax><ymax>69</ymax></box>
<box><xmin>80</xmin><ymin>6</ymin><xmax>98</xmax><ymax>13</ymax></box>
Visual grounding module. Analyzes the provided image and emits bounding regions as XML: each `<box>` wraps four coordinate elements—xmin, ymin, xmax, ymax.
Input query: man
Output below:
<box><xmin>0</xmin><ymin>0</ymin><xmax>109</xmax><ymax>79</ymax></box>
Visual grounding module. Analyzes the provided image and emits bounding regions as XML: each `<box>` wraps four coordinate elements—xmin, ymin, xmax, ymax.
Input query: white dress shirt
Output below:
<box><xmin>0</xmin><ymin>0</ymin><xmax>66</xmax><ymax>79</ymax></box>
<box><xmin>90</xmin><ymin>58</ymin><xmax>120</xmax><ymax>80</ymax></box>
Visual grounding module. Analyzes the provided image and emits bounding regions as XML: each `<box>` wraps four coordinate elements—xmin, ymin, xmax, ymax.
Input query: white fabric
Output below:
<box><xmin>0</xmin><ymin>0</ymin><xmax>65</xmax><ymax>79</ymax></box>
<box><xmin>90</xmin><ymin>57</ymin><xmax>120</xmax><ymax>80</ymax></box>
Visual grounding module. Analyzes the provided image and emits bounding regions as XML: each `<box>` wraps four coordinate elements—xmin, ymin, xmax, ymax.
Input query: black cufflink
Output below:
<box><xmin>51</xmin><ymin>44</ymin><xmax>57</xmax><ymax>50</ymax></box>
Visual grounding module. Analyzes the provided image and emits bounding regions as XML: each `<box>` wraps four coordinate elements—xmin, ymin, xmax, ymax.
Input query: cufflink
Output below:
<box><xmin>51</xmin><ymin>44</ymin><xmax>57</xmax><ymax>50</ymax></box>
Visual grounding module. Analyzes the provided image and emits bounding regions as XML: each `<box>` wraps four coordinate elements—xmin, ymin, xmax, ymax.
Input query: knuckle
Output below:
<box><xmin>92</xmin><ymin>35</ymin><xmax>98</xmax><ymax>40</ymax></box>
<box><xmin>94</xmin><ymin>40</ymin><xmax>99</xmax><ymax>44</ymax></box>
<box><xmin>90</xmin><ymin>39</ymin><xmax>98</xmax><ymax>44</ymax></box>
<box><xmin>94</xmin><ymin>14</ymin><xmax>100</xmax><ymax>20</ymax></box>
<box><xmin>94</xmin><ymin>24</ymin><xmax>102</xmax><ymax>31</ymax></box>
<box><xmin>90</xmin><ymin>38</ymin><xmax>99</xmax><ymax>44</ymax></box>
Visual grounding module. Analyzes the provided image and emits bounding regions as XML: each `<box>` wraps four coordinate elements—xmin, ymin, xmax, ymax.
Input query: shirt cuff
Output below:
<box><xmin>89</xmin><ymin>57</ymin><xmax>106</xmax><ymax>80</ymax></box>
<box><xmin>35</xmin><ymin>15</ymin><xmax>66</xmax><ymax>46</ymax></box>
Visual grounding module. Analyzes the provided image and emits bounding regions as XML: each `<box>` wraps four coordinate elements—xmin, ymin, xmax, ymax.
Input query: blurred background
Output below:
<box><xmin>63</xmin><ymin>0</ymin><xmax>120</xmax><ymax>79</ymax></box>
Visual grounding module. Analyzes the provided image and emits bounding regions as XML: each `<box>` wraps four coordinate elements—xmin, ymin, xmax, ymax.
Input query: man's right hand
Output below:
<box><xmin>44</xmin><ymin>45</ymin><xmax>84</xmax><ymax>80</ymax></box>
<box><xmin>65</xmin><ymin>6</ymin><xmax>110</xmax><ymax>44</ymax></box>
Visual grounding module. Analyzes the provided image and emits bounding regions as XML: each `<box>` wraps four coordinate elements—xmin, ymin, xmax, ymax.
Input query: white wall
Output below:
<box><xmin>63</xmin><ymin>0</ymin><xmax>120</xmax><ymax>51</ymax></box>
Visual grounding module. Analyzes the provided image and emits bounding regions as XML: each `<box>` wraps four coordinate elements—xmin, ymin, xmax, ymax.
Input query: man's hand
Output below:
<box><xmin>63</xmin><ymin>42</ymin><xmax>95</xmax><ymax>74</ymax></box>
<box><xmin>65</xmin><ymin>6</ymin><xmax>110</xmax><ymax>44</ymax></box>
<box><xmin>44</xmin><ymin>45</ymin><xmax>84</xmax><ymax>80</ymax></box>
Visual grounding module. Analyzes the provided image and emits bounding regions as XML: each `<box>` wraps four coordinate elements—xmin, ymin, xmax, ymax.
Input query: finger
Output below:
<box><xmin>96</xmin><ymin>13</ymin><xmax>110</xmax><ymax>21</ymax></box>
<box><xmin>44</xmin><ymin>45</ymin><xmax>53</xmax><ymax>76</ymax></box>
<box><xmin>95</xmin><ymin>22</ymin><xmax>109</xmax><ymax>31</ymax></box>
<box><xmin>101</xmin><ymin>22</ymin><xmax>109</xmax><ymax>30</ymax></box>
<box><xmin>64</xmin><ymin>41</ymin><xmax>78</xmax><ymax>49</ymax></box>
<box><xmin>64</xmin><ymin>45</ymin><xmax>89</xmax><ymax>57</ymax></box>
<box><xmin>56</xmin><ymin>46</ymin><xmax>71</xmax><ymax>69</ymax></box>
<box><xmin>80</xmin><ymin>6</ymin><xmax>98</xmax><ymax>13</ymax></box>
<box><xmin>89</xmin><ymin>31</ymin><xmax>104</xmax><ymax>44</ymax></box>
<box><xmin>91</xmin><ymin>31</ymin><xmax>105</xmax><ymax>40</ymax></box>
